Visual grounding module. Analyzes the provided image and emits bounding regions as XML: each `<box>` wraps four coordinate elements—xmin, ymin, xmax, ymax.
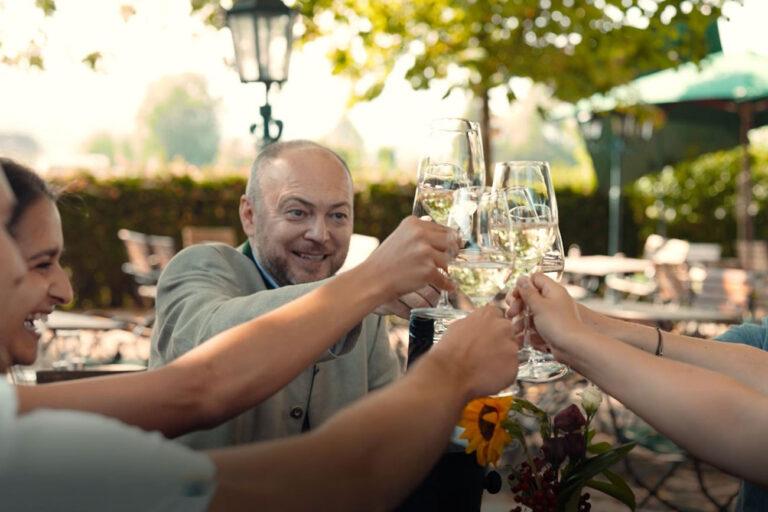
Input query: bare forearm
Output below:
<box><xmin>569</xmin><ymin>330</ymin><xmax>768</xmax><ymax>485</ymax></box>
<box><xmin>208</xmin><ymin>356</ymin><xmax>467</xmax><ymax>512</ymax></box>
<box><xmin>18</xmin><ymin>261</ymin><xmax>392</xmax><ymax>437</ymax></box>
<box><xmin>580</xmin><ymin>305</ymin><xmax>768</xmax><ymax>393</ymax></box>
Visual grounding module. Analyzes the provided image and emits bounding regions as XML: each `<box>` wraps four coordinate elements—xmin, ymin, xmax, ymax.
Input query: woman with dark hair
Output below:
<box><xmin>1</xmin><ymin>158</ymin><xmax>73</xmax><ymax>365</ymax></box>
<box><xmin>0</xmin><ymin>159</ymin><xmax>521</xmax><ymax>511</ymax></box>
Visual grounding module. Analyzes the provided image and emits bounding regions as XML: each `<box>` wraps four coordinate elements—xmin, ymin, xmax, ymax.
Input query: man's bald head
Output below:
<box><xmin>245</xmin><ymin>140</ymin><xmax>351</xmax><ymax>214</ymax></box>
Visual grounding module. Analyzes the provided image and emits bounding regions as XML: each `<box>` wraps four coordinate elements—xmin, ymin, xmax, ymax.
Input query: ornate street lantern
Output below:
<box><xmin>226</xmin><ymin>0</ymin><xmax>297</xmax><ymax>145</ymax></box>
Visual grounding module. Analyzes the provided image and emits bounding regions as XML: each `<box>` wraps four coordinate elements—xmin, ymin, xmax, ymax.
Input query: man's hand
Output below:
<box><xmin>364</xmin><ymin>216</ymin><xmax>460</xmax><ymax>301</ymax></box>
<box><xmin>425</xmin><ymin>306</ymin><xmax>521</xmax><ymax>399</ymax></box>
<box><xmin>507</xmin><ymin>274</ymin><xmax>590</xmax><ymax>365</ymax></box>
<box><xmin>374</xmin><ymin>285</ymin><xmax>440</xmax><ymax>319</ymax></box>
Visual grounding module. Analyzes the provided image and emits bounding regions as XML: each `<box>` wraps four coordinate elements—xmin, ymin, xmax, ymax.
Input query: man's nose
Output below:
<box><xmin>50</xmin><ymin>264</ymin><xmax>74</xmax><ymax>306</ymax></box>
<box><xmin>304</xmin><ymin>216</ymin><xmax>330</xmax><ymax>244</ymax></box>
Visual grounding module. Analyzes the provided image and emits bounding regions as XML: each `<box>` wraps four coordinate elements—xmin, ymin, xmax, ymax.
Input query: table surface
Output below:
<box><xmin>565</xmin><ymin>255</ymin><xmax>652</xmax><ymax>277</ymax></box>
<box><xmin>579</xmin><ymin>298</ymin><xmax>744</xmax><ymax>323</ymax></box>
<box><xmin>44</xmin><ymin>311</ymin><xmax>126</xmax><ymax>331</ymax></box>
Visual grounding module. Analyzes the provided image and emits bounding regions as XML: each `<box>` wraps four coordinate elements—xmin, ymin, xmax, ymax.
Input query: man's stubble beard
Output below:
<box><xmin>250</xmin><ymin>232</ymin><xmax>347</xmax><ymax>287</ymax></box>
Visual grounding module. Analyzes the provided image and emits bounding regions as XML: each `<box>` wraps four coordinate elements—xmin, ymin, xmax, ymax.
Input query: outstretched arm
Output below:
<box><xmin>507</xmin><ymin>287</ymin><xmax>768</xmax><ymax>395</ymax></box>
<box><xmin>208</xmin><ymin>306</ymin><xmax>521</xmax><ymax>512</ymax></box>
<box><xmin>575</xmin><ymin>303</ymin><xmax>768</xmax><ymax>395</ymax></box>
<box><xmin>513</xmin><ymin>274</ymin><xmax>768</xmax><ymax>486</ymax></box>
<box><xmin>18</xmin><ymin>217</ymin><xmax>457</xmax><ymax>438</ymax></box>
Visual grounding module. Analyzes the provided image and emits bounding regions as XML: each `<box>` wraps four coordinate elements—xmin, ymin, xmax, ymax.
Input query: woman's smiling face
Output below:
<box><xmin>0</xmin><ymin>172</ymin><xmax>43</xmax><ymax>370</ymax></box>
<box><xmin>7</xmin><ymin>197</ymin><xmax>73</xmax><ymax>365</ymax></box>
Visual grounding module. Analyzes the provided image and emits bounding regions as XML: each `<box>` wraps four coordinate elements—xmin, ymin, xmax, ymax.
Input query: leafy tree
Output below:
<box><xmin>189</xmin><ymin>0</ymin><xmax>727</xmax><ymax>173</ymax></box>
<box><xmin>138</xmin><ymin>74</ymin><xmax>220</xmax><ymax>166</ymax></box>
<box><xmin>84</xmin><ymin>132</ymin><xmax>118</xmax><ymax>164</ymax></box>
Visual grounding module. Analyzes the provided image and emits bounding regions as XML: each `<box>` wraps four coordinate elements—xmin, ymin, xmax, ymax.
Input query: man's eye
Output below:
<box><xmin>331</xmin><ymin>212</ymin><xmax>348</xmax><ymax>220</ymax></box>
<box><xmin>34</xmin><ymin>262</ymin><xmax>52</xmax><ymax>271</ymax></box>
<box><xmin>287</xmin><ymin>209</ymin><xmax>306</xmax><ymax>218</ymax></box>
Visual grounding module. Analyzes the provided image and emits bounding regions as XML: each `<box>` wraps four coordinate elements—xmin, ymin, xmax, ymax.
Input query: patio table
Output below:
<box><xmin>578</xmin><ymin>298</ymin><xmax>743</xmax><ymax>324</ymax></box>
<box><xmin>44</xmin><ymin>311</ymin><xmax>126</xmax><ymax>332</ymax></box>
<box><xmin>565</xmin><ymin>255</ymin><xmax>652</xmax><ymax>277</ymax></box>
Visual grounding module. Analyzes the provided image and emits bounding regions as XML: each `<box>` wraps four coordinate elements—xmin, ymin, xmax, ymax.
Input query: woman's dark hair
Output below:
<box><xmin>0</xmin><ymin>158</ymin><xmax>58</xmax><ymax>233</ymax></box>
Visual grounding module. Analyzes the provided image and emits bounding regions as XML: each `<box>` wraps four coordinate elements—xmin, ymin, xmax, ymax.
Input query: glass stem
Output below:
<box><xmin>436</xmin><ymin>289</ymin><xmax>451</xmax><ymax>309</ymax></box>
<box><xmin>524</xmin><ymin>305</ymin><xmax>547</xmax><ymax>365</ymax></box>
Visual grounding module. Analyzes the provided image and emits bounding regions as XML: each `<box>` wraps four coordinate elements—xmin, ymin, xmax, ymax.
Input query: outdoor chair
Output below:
<box><xmin>652</xmin><ymin>238</ymin><xmax>692</xmax><ymax>304</ymax></box>
<box><xmin>148</xmin><ymin>234</ymin><xmax>176</xmax><ymax>270</ymax></box>
<box><xmin>605</xmin><ymin>397</ymin><xmax>739</xmax><ymax>511</ymax></box>
<box><xmin>181</xmin><ymin>226</ymin><xmax>238</xmax><ymax>247</ymax></box>
<box><xmin>117</xmin><ymin>228</ymin><xmax>159</xmax><ymax>298</ymax></box>
<box><xmin>118</xmin><ymin>229</ymin><xmax>177</xmax><ymax>330</ymax></box>
<box><xmin>690</xmin><ymin>267</ymin><xmax>752</xmax><ymax>315</ymax></box>
<box><xmin>604</xmin><ymin>235</ymin><xmax>691</xmax><ymax>303</ymax></box>
<box><xmin>736</xmin><ymin>239</ymin><xmax>768</xmax><ymax>272</ymax></box>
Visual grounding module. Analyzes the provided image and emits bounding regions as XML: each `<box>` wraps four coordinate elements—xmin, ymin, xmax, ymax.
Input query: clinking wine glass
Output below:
<box><xmin>446</xmin><ymin>188</ymin><xmax>514</xmax><ymax>311</ymax></box>
<box><xmin>412</xmin><ymin>118</ymin><xmax>486</xmax><ymax>329</ymax></box>
<box><xmin>493</xmin><ymin>160</ymin><xmax>569</xmax><ymax>383</ymax></box>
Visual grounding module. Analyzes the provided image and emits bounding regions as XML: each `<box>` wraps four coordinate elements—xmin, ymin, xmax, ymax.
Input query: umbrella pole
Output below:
<box><xmin>737</xmin><ymin>102</ymin><xmax>754</xmax><ymax>270</ymax></box>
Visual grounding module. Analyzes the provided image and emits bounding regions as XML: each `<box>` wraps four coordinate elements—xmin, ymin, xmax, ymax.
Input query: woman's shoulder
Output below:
<box><xmin>715</xmin><ymin>319</ymin><xmax>768</xmax><ymax>350</ymax></box>
<box><xmin>3</xmin><ymin>399</ymin><xmax>216</xmax><ymax>510</ymax></box>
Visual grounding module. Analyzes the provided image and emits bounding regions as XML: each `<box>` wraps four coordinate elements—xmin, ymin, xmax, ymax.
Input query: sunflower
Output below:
<box><xmin>459</xmin><ymin>396</ymin><xmax>514</xmax><ymax>466</ymax></box>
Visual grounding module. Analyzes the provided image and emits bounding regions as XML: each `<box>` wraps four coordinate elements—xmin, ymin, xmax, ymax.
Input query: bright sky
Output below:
<box><xmin>0</xmin><ymin>0</ymin><xmax>766</xmax><ymax>165</ymax></box>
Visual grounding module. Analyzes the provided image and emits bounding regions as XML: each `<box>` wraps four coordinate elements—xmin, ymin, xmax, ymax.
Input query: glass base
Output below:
<box><xmin>410</xmin><ymin>306</ymin><xmax>467</xmax><ymax>320</ymax></box>
<box><xmin>411</xmin><ymin>307</ymin><xmax>468</xmax><ymax>344</ymax></box>
<box><xmin>517</xmin><ymin>359</ymin><xmax>569</xmax><ymax>383</ymax></box>
<box><xmin>493</xmin><ymin>382</ymin><xmax>521</xmax><ymax>397</ymax></box>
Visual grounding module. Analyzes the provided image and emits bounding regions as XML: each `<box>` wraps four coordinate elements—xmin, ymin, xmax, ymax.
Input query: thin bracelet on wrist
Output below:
<box><xmin>654</xmin><ymin>327</ymin><xmax>664</xmax><ymax>357</ymax></box>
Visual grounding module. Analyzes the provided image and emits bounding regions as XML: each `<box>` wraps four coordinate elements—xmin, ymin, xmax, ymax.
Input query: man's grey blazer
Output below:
<box><xmin>149</xmin><ymin>243</ymin><xmax>401</xmax><ymax>448</ymax></box>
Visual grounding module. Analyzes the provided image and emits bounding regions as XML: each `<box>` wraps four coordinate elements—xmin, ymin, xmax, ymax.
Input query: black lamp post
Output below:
<box><xmin>580</xmin><ymin>113</ymin><xmax>654</xmax><ymax>255</ymax></box>
<box><xmin>226</xmin><ymin>0</ymin><xmax>297</xmax><ymax>147</ymax></box>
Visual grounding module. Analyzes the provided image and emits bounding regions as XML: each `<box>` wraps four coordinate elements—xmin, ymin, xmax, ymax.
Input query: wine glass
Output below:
<box><xmin>412</xmin><ymin>118</ymin><xmax>486</xmax><ymax>325</ymax></box>
<box><xmin>540</xmin><ymin>229</ymin><xmax>566</xmax><ymax>281</ymax></box>
<box><xmin>447</xmin><ymin>188</ymin><xmax>515</xmax><ymax>311</ymax></box>
<box><xmin>493</xmin><ymin>161</ymin><xmax>569</xmax><ymax>383</ymax></box>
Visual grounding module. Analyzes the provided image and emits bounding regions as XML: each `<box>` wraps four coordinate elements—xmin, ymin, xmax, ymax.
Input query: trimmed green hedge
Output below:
<box><xmin>627</xmin><ymin>146</ymin><xmax>768</xmax><ymax>256</ymax></box>
<box><xmin>55</xmin><ymin>174</ymin><xmax>630</xmax><ymax>308</ymax></box>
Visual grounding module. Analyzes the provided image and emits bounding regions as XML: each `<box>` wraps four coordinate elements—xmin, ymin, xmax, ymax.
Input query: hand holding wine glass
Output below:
<box><xmin>493</xmin><ymin>160</ymin><xmax>568</xmax><ymax>383</ymax></box>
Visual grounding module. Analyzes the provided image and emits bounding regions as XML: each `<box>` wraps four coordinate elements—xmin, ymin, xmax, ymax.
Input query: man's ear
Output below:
<box><xmin>239</xmin><ymin>195</ymin><xmax>256</xmax><ymax>238</ymax></box>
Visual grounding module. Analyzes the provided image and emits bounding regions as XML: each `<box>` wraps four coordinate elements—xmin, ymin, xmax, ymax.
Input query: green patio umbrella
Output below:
<box><xmin>578</xmin><ymin>51</ymin><xmax>768</xmax><ymax>256</ymax></box>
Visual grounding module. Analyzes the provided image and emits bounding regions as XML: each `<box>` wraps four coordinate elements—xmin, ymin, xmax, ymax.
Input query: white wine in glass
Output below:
<box><xmin>448</xmin><ymin>256</ymin><xmax>513</xmax><ymax>307</ymax></box>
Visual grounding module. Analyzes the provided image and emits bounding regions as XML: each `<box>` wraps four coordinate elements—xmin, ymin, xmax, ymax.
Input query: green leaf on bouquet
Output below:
<box><xmin>510</xmin><ymin>398</ymin><xmax>551</xmax><ymax>438</ymax></box>
<box><xmin>502</xmin><ymin>419</ymin><xmax>527</xmax><ymax>446</ymax></box>
<box><xmin>586</xmin><ymin>469</ymin><xmax>636</xmax><ymax>510</ymax></box>
<box><xmin>563</xmin><ymin>491</ymin><xmax>582</xmax><ymax>512</ymax></box>
<box><xmin>558</xmin><ymin>443</ymin><xmax>636</xmax><ymax>509</ymax></box>
<box><xmin>587</xmin><ymin>441</ymin><xmax>612</xmax><ymax>455</ymax></box>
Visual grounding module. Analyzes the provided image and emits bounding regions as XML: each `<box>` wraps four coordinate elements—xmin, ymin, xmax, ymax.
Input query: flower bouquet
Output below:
<box><xmin>459</xmin><ymin>386</ymin><xmax>636</xmax><ymax>512</ymax></box>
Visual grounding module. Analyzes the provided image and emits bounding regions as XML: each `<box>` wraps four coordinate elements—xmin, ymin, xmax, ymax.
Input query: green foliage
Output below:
<box><xmin>56</xmin><ymin>173</ymin><xmax>245</xmax><ymax>308</ymax></box>
<box><xmin>627</xmin><ymin>146</ymin><xmax>768</xmax><ymax>256</ymax></box>
<box><xmin>35</xmin><ymin>0</ymin><xmax>56</xmax><ymax>16</ymax></box>
<box><xmin>81</xmin><ymin>51</ymin><xmax>102</xmax><ymax>70</ymax></box>
<box><xmin>83</xmin><ymin>132</ymin><xmax>118</xmax><ymax>164</ymax></box>
<box><xmin>139</xmin><ymin>74</ymin><xmax>221</xmax><ymax>166</ymax></box>
<box><xmin>291</xmin><ymin>0</ymin><xmax>725</xmax><ymax>106</ymax></box>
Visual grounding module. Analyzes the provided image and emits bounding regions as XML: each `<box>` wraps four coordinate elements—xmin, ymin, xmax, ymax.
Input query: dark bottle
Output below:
<box><xmin>407</xmin><ymin>312</ymin><xmax>434</xmax><ymax>369</ymax></box>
